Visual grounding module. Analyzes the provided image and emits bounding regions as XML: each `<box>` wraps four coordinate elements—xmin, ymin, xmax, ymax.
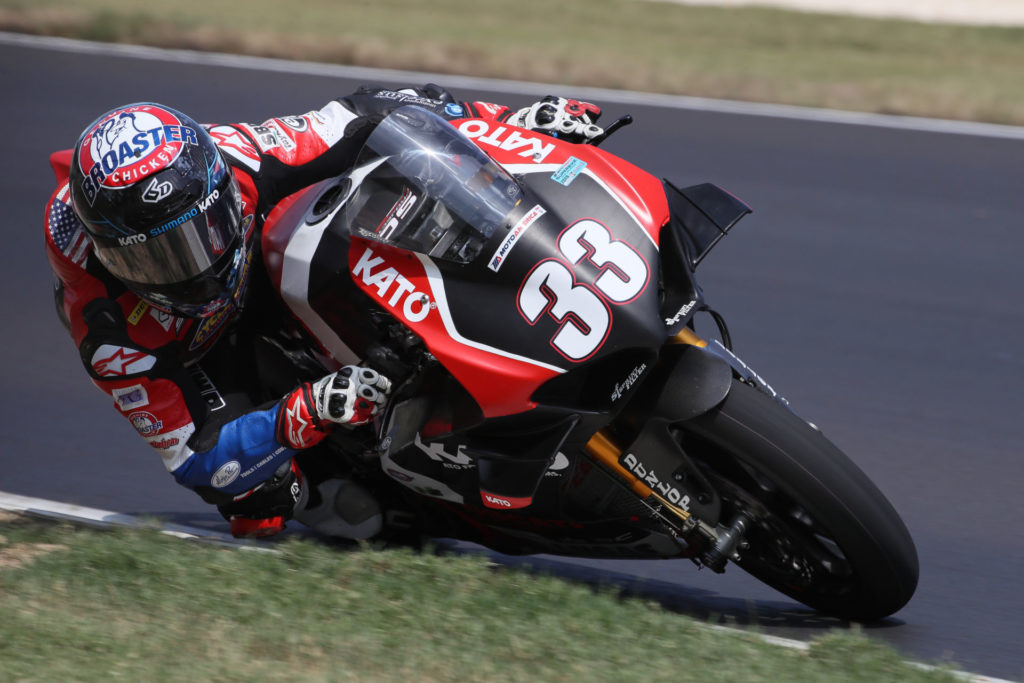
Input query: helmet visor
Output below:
<box><xmin>92</xmin><ymin>174</ymin><xmax>243</xmax><ymax>285</ymax></box>
<box><xmin>128</xmin><ymin>240</ymin><xmax>253</xmax><ymax>318</ymax></box>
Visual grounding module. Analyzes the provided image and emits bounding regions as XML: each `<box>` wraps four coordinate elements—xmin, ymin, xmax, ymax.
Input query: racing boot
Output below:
<box><xmin>292</xmin><ymin>476</ymin><xmax>384</xmax><ymax>540</ymax></box>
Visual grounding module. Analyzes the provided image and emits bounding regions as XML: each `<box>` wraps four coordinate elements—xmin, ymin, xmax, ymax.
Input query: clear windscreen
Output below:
<box><xmin>336</xmin><ymin>106</ymin><xmax>523</xmax><ymax>264</ymax></box>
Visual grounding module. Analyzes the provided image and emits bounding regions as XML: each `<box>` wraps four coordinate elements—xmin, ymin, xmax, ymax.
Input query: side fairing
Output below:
<box><xmin>348</xmin><ymin>238</ymin><xmax>563</xmax><ymax>418</ymax></box>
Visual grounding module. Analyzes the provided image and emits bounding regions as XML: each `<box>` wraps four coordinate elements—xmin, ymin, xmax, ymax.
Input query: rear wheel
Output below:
<box><xmin>680</xmin><ymin>380</ymin><xmax>918</xmax><ymax>620</ymax></box>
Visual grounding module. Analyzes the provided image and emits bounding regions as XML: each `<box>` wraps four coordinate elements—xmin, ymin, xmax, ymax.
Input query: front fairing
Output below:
<box><xmin>434</xmin><ymin>176</ymin><xmax>665</xmax><ymax>393</ymax></box>
<box><xmin>290</xmin><ymin>106</ymin><xmax>672</xmax><ymax>419</ymax></box>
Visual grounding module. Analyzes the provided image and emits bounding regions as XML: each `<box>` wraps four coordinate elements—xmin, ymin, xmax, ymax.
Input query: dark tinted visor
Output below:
<box><xmin>127</xmin><ymin>240</ymin><xmax>251</xmax><ymax>318</ymax></box>
<box><xmin>92</xmin><ymin>174</ymin><xmax>243</xmax><ymax>286</ymax></box>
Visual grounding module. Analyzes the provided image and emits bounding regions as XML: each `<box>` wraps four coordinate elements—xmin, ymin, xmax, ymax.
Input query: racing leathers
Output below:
<box><xmin>44</xmin><ymin>85</ymin><xmax>558</xmax><ymax>537</ymax></box>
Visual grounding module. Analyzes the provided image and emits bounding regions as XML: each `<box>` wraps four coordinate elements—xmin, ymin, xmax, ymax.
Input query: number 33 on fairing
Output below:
<box><xmin>517</xmin><ymin>219</ymin><xmax>649</xmax><ymax>361</ymax></box>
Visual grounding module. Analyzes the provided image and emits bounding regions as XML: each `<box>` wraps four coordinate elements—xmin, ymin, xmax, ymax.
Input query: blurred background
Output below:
<box><xmin>1</xmin><ymin>0</ymin><xmax>1024</xmax><ymax>124</ymax></box>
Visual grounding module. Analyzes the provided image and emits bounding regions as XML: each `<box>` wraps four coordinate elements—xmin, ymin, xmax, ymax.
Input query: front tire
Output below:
<box><xmin>681</xmin><ymin>380</ymin><xmax>919</xmax><ymax>620</ymax></box>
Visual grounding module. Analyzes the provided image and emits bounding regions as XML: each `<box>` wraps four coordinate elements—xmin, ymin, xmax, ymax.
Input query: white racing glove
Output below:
<box><xmin>509</xmin><ymin>96</ymin><xmax>604</xmax><ymax>143</ymax></box>
<box><xmin>311</xmin><ymin>366</ymin><xmax>392</xmax><ymax>426</ymax></box>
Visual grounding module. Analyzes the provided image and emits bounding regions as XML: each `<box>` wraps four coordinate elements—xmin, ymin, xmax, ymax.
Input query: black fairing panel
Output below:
<box><xmin>436</xmin><ymin>172</ymin><xmax>665</xmax><ymax>370</ymax></box>
<box><xmin>663</xmin><ymin>181</ymin><xmax>751</xmax><ymax>268</ymax></box>
<box><xmin>306</xmin><ymin>218</ymin><xmax>381</xmax><ymax>357</ymax></box>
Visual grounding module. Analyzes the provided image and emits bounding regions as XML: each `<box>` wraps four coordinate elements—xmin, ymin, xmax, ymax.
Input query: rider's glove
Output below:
<box><xmin>509</xmin><ymin>96</ymin><xmax>604</xmax><ymax>143</ymax></box>
<box><xmin>311</xmin><ymin>366</ymin><xmax>392</xmax><ymax>426</ymax></box>
<box><xmin>276</xmin><ymin>366</ymin><xmax>392</xmax><ymax>449</ymax></box>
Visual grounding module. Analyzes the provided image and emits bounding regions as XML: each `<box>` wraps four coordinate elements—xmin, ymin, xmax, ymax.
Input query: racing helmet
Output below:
<box><xmin>69</xmin><ymin>103</ymin><xmax>251</xmax><ymax>319</ymax></box>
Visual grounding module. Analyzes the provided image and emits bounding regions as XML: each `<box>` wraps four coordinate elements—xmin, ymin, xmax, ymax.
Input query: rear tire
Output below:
<box><xmin>681</xmin><ymin>380</ymin><xmax>919</xmax><ymax>620</ymax></box>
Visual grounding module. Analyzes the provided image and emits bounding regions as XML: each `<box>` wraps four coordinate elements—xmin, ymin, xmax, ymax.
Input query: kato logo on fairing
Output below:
<box><xmin>457</xmin><ymin>121</ymin><xmax>556</xmax><ymax>163</ymax></box>
<box><xmin>352</xmin><ymin>247</ymin><xmax>432</xmax><ymax>323</ymax></box>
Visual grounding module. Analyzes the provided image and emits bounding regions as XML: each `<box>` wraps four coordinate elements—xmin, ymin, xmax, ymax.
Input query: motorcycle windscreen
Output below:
<box><xmin>337</xmin><ymin>106</ymin><xmax>523</xmax><ymax>264</ymax></box>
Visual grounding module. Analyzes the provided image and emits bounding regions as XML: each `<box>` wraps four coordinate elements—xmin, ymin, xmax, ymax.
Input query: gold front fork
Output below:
<box><xmin>583</xmin><ymin>429</ymin><xmax>695</xmax><ymax>527</ymax></box>
<box><xmin>670</xmin><ymin>327</ymin><xmax>707</xmax><ymax>347</ymax></box>
<box><xmin>581</xmin><ymin>328</ymin><xmax>712</xmax><ymax>529</ymax></box>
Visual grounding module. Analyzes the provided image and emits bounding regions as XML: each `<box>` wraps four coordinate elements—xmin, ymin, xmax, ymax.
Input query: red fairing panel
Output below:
<box><xmin>261</xmin><ymin>183</ymin><xmax>320</xmax><ymax>292</ymax></box>
<box><xmin>348</xmin><ymin>239</ymin><xmax>560</xmax><ymax>418</ymax></box>
<box><xmin>452</xmin><ymin>119</ymin><xmax>670</xmax><ymax>244</ymax></box>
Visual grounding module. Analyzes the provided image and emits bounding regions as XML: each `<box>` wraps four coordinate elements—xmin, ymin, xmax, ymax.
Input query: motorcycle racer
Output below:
<box><xmin>44</xmin><ymin>85</ymin><xmax>603</xmax><ymax>539</ymax></box>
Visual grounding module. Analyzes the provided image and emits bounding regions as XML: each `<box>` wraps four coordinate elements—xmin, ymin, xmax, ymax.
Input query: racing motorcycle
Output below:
<box><xmin>258</xmin><ymin>105</ymin><xmax>918</xmax><ymax>621</ymax></box>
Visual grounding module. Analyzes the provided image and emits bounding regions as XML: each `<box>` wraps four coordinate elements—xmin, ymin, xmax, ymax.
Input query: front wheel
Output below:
<box><xmin>680</xmin><ymin>380</ymin><xmax>919</xmax><ymax>620</ymax></box>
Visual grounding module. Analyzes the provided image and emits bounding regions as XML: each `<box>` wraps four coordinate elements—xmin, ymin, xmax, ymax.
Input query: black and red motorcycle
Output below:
<box><xmin>260</xmin><ymin>105</ymin><xmax>918</xmax><ymax>621</ymax></box>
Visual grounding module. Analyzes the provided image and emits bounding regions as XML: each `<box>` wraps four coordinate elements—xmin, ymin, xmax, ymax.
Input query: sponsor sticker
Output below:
<box><xmin>480</xmin><ymin>492</ymin><xmax>532</xmax><ymax>509</ymax></box>
<box><xmin>112</xmin><ymin>384</ymin><xmax>149</xmax><ymax>411</ymax></box>
<box><xmin>187</xmin><ymin>258</ymin><xmax>243</xmax><ymax>350</ymax></box>
<box><xmin>127</xmin><ymin>300</ymin><xmax>149</xmax><ymax>326</ymax></box>
<box><xmin>77</xmin><ymin>105</ymin><xmax>198</xmax><ymax>206</ymax></box>
<box><xmin>444</xmin><ymin>103</ymin><xmax>465</xmax><ymax>118</ymax></box>
<box><xmin>620</xmin><ymin>452</ymin><xmax>691</xmax><ymax>511</ymax></box>
<box><xmin>664</xmin><ymin>299</ymin><xmax>697</xmax><ymax>326</ymax></box>
<box><xmin>128</xmin><ymin>411</ymin><xmax>163</xmax><ymax>436</ymax></box>
<box><xmin>91</xmin><ymin>345</ymin><xmax>156</xmax><ymax>377</ymax></box>
<box><xmin>212</xmin><ymin>461</ymin><xmax>241</xmax><ymax>489</ymax></box>
<box><xmin>149</xmin><ymin>188</ymin><xmax>221</xmax><ymax>238</ymax></box>
<box><xmin>279</xmin><ymin>115</ymin><xmax>309</xmax><ymax>132</ymax></box>
<box><xmin>141</xmin><ymin>177</ymin><xmax>173</xmax><ymax>203</ymax></box>
<box><xmin>545</xmin><ymin>452</ymin><xmax>571</xmax><ymax>477</ymax></box>
<box><xmin>147</xmin><ymin>423</ymin><xmax>196</xmax><ymax>471</ymax></box>
<box><xmin>610</xmin><ymin>363</ymin><xmax>648</xmax><ymax>402</ymax></box>
<box><xmin>266</xmin><ymin>119</ymin><xmax>296</xmax><ymax>153</ymax></box>
<box><xmin>377</xmin><ymin>188</ymin><xmax>418</xmax><ymax>240</ymax></box>
<box><xmin>488</xmin><ymin>205</ymin><xmax>545</xmax><ymax>272</ymax></box>
<box><xmin>247</xmin><ymin>124</ymin><xmax>282</xmax><ymax>152</ymax></box>
<box><xmin>551</xmin><ymin>157</ymin><xmax>587</xmax><ymax>186</ymax></box>
<box><xmin>150</xmin><ymin>307</ymin><xmax>176</xmax><ymax>332</ymax></box>
<box><xmin>375</xmin><ymin>91</ymin><xmax>442</xmax><ymax>107</ymax></box>
<box><xmin>209</xmin><ymin>125</ymin><xmax>261</xmax><ymax>173</ymax></box>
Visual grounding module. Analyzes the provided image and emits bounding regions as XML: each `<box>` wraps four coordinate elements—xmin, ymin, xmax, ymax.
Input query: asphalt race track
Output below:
<box><xmin>2</xmin><ymin>35</ymin><xmax>1022</xmax><ymax>680</ymax></box>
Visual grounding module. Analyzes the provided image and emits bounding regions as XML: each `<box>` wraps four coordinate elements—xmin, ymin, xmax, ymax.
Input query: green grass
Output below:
<box><xmin>0</xmin><ymin>514</ymin><xmax>961</xmax><ymax>681</ymax></box>
<box><xmin>2</xmin><ymin>0</ymin><xmax>1024</xmax><ymax>124</ymax></box>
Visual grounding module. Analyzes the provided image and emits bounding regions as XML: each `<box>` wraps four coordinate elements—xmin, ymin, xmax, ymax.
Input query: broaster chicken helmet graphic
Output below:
<box><xmin>69</xmin><ymin>103</ymin><xmax>250</xmax><ymax>319</ymax></box>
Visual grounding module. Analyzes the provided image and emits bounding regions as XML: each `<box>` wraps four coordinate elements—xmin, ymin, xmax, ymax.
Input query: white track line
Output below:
<box><xmin>648</xmin><ymin>0</ymin><xmax>1024</xmax><ymax>27</ymax></box>
<box><xmin>0</xmin><ymin>490</ymin><xmax>271</xmax><ymax>551</ymax></box>
<box><xmin>3</xmin><ymin>31</ymin><xmax>1024</xmax><ymax>141</ymax></box>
